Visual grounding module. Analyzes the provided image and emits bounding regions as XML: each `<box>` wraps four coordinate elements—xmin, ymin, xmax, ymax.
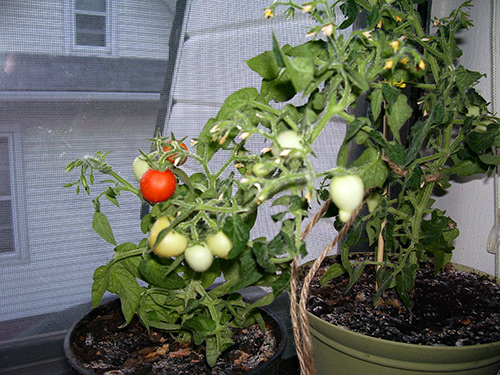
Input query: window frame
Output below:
<box><xmin>0</xmin><ymin>129</ymin><xmax>29</xmax><ymax>264</ymax></box>
<box><xmin>70</xmin><ymin>0</ymin><xmax>113</xmax><ymax>55</ymax></box>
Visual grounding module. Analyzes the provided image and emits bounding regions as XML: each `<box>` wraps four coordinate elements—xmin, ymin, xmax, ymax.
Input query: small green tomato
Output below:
<box><xmin>252</xmin><ymin>162</ymin><xmax>277</xmax><ymax>177</ymax></box>
<box><xmin>271</xmin><ymin>130</ymin><xmax>304</xmax><ymax>158</ymax></box>
<box><xmin>149</xmin><ymin>216</ymin><xmax>188</xmax><ymax>257</ymax></box>
<box><xmin>132</xmin><ymin>156</ymin><xmax>150</xmax><ymax>182</ymax></box>
<box><xmin>206</xmin><ymin>231</ymin><xmax>232</xmax><ymax>258</ymax></box>
<box><xmin>330</xmin><ymin>174</ymin><xmax>364</xmax><ymax>215</ymax></box>
<box><xmin>184</xmin><ymin>244</ymin><xmax>214</xmax><ymax>272</ymax></box>
<box><xmin>366</xmin><ymin>192</ymin><xmax>382</xmax><ymax>213</ymax></box>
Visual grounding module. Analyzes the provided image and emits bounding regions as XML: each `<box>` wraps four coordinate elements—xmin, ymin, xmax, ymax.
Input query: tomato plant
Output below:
<box><xmin>140</xmin><ymin>169</ymin><xmax>177</xmax><ymax>203</ymax></box>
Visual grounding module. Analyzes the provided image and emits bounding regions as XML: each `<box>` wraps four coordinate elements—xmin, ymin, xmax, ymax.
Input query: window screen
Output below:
<box><xmin>0</xmin><ymin>0</ymin><xmax>347</xmax><ymax>346</ymax></box>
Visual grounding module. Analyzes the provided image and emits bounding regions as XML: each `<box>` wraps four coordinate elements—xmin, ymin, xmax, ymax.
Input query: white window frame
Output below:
<box><xmin>0</xmin><ymin>131</ymin><xmax>29</xmax><ymax>263</ymax></box>
<box><xmin>69</xmin><ymin>0</ymin><xmax>113</xmax><ymax>55</ymax></box>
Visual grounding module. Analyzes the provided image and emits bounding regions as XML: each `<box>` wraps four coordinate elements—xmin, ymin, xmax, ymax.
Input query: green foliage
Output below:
<box><xmin>64</xmin><ymin>0</ymin><xmax>500</xmax><ymax>366</ymax></box>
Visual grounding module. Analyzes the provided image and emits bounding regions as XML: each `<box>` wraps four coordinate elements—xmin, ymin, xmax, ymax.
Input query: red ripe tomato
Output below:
<box><xmin>140</xmin><ymin>169</ymin><xmax>177</xmax><ymax>203</ymax></box>
<box><xmin>163</xmin><ymin>141</ymin><xmax>188</xmax><ymax>165</ymax></box>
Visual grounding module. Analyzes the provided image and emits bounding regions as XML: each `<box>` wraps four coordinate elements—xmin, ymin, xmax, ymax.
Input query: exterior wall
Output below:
<box><xmin>432</xmin><ymin>0</ymin><xmax>500</xmax><ymax>276</ymax></box>
<box><xmin>0</xmin><ymin>101</ymin><xmax>158</xmax><ymax>321</ymax></box>
<box><xmin>0</xmin><ymin>0</ymin><xmax>172</xmax><ymax>59</ymax></box>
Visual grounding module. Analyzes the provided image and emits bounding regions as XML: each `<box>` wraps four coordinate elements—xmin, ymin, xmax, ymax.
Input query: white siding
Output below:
<box><xmin>0</xmin><ymin>102</ymin><xmax>158</xmax><ymax>321</ymax></box>
<box><xmin>0</xmin><ymin>0</ymin><xmax>65</xmax><ymax>54</ymax></box>
<box><xmin>0</xmin><ymin>0</ymin><xmax>173</xmax><ymax>58</ymax></box>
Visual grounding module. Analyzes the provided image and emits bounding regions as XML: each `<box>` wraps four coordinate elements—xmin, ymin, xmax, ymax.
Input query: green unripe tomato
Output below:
<box><xmin>184</xmin><ymin>244</ymin><xmax>214</xmax><ymax>272</ymax></box>
<box><xmin>133</xmin><ymin>156</ymin><xmax>150</xmax><ymax>182</ymax></box>
<box><xmin>252</xmin><ymin>162</ymin><xmax>277</xmax><ymax>177</ymax></box>
<box><xmin>338</xmin><ymin>209</ymin><xmax>353</xmax><ymax>222</ymax></box>
<box><xmin>206</xmin><ymin>231</ymin><xmax>232</xmax><ymax>258</ymax></box>
<box><xmin>366</xmin><ymin>192</ymin><xmax>382</xmax><ymax>213</ymax></box>
<box><xmin>149</xmin><ymin>216</ymin><xmax>188</xmax><ymax>257</ymax></box>
<box><xmin>330</xmin><ymin>175</ymin><xmax>365</xmax><ymax>214</ymax></box>
<box><xmin>271</xmin><ymin>130</ymin><xmax>304</xmax><ymax>158</ymax></box>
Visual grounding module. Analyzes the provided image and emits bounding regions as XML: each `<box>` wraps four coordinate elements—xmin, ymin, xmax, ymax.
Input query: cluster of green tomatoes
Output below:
<box><xmin>131</xmin><ymin>141</ymin><xmax>233</xmax><ymax>273</ymax></box>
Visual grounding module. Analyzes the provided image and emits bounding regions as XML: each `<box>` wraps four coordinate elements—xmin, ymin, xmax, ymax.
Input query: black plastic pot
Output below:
<box><xmin>63</xmin><ymin>298</ymin><xmax>287</xmax><ymax>375</ymax></box>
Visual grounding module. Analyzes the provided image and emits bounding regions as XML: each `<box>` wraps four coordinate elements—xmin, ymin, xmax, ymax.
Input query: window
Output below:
<box><xmin>0</xmin><ymin>136</ymin><xmax>14</xmax><ymax>253</ymax></box>
<box><xmin>74</xmin><ymin>0</ymin><xmax>108</xmax><ymax>48</ymax></box>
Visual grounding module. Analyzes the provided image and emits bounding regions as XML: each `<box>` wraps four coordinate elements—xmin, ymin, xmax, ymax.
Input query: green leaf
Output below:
<box><xmin>466</xmin><ymin>123</ymin><xmax>499</xmax><ymax>153</ymax></box>
<box><xmin>252</xmin><ymin>242</ymin><xmax>277</xmax><ymax>273</ymax></box>
<box><xmin>450</xmin><ymin>159</ymin><xmax>487</xmax><ymax>177</ymax></box>
<box><xmin>229</xmin><ymin>250</ymin><xmax>263</xmax><ymax>292</ymax></box>
<box><xmin>224</xmin><ymin>215</ymin><xmax>250</xmax><ymax>260</ymax></box>
<box><xmin>246</xmin><ymin>50</ymin><xmax>281</xmax><ymax>80</ymax></box>
<box><xmin>347</xmin><ymin>68</ymin><xmax>370</xmax><ymax>93</ymax></box>
<box><xmin>320</xmin><ymin>263</ymin><xmax>346</xmax><ymax>286</ymax></box>
<box><xmin>284</xmin><ymin>56</ymin><xmax>315</xmax><ymax>93</ymax></box>
<box><xmin>261</xmin><ymin>72</ymin><xmax>296</xmax><ymax>102</ymax></box>
<box><xmin>350</xmin><ymin>147</ymin><xmax>389</xmax><ymax>188</ymax></box>
<box><xmin>386</xmin><ymin>94</ymin><xmax>412</xmax><ymax>142</ymax></box>
<box><xmin>406</xmin><ymin>120</ymin><xmax>431</xmax><ymax>165</ymax></box>
<box><xmin>455</xmin><ymin>66</ymin><xmax>483</xmax><ymax>93</ymax></box>
<box><xmin>91</xmin><ymin>265</ymin><xmax>108</xmax><ymax>307</ymax></box>
<box><xmin>107</xmin><ymin>263</ymin><xmax>143</xmax><ymax>324</ymax></box>
<box><xmin>92</xmin><ymin>211</ymin><xmax>116</xmax><ymax>245</ymax></box>
<box><xmin>339</xmin><ymin>0</ymin><xmax>358</xmax><ymax>29</ymax></box>
<box><xmin>479</xmin><ymin>153</ymin><xmax>500</xmax><ymax>165</ymax></box>
<box><xmin>370</xmin><ymin>88</ymin><xmax>384</xmax><ymax>120</ymax></box>
<box><xmin>396</xmin><ymin>264</ymin><xmax>417</xmax><ymax>307</ymax></box>
<box><xmin>139</xmin><ymin>255</ymin><xmax>186</xmax><ymax>289</ymax></box>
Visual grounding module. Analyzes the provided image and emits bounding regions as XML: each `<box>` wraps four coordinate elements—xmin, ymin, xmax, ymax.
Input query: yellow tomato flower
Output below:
<box><xmin>395</xmin><ymin>15</ymin><xmax>403</xmax><ymax>22</ymax></box>
<box><xmin>390</xmin><ymin>40</ymin><xmax>401</xmax><ymax>52</ymax></box>
<box><xmin>418</xmin><ymin>59</ymin><xmax>426</xmax><ymax>70</ymax></box>
<box><xmin>393</xmin><ymin>80</ymin><xmax>407</xmax><ymax>88</ymax></box>
<box><xmin>384</xmin><ymin>60</ymin><xmax>394</xmax><ymax>69</ymax></box>
<box><xmin>264</xmin><ymin>8</ymin><xmax>274</xmax><ymax>18</ymax></box>
<box><xmin>322</xmin><ymin>24</ymin><xmax>334</xmax><ymax>37</ymax></box>
<box><xmin>302</xmin><ymin>4</ymin><xmax>313</xmax><ymax>13</ymax></box>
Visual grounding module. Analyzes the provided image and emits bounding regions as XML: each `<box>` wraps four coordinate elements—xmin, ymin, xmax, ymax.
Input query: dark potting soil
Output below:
<box><xmin>301</xmin><ymin>255</ymin><xmax>500</xmax><ymax>346</ymax></box>
<box><xmin>70</xmin><ymin>301</ymin><xmax>280</xmax><ymax>375</ymax></box>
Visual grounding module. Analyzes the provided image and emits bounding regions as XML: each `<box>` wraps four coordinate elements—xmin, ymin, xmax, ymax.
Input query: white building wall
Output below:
<box><xmin>0</xmin><ymin>0</ymin><xmax>172</xmax><ymax>59</ymax></box>
<box><xmin>0</xmin><ymin>101</ymin><xmax>158</xmax><ymax>321</ymax></box>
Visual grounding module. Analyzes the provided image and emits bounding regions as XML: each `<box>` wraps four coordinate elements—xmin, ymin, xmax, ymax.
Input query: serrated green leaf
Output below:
<box><xmin>386</xmin><ymin>94</ymin><xmax>412</xmax><ymax>142</ymax></box>
<box><xmin>92</xmin><ymin>211</ymin><xmax>116</xmax><ymax>245</ymax></box>
<box><xmin>320</xmin><ymin>263</ymin><xmax>346</xmax><ymax>286</ymax></box>
<box><xmin>247</xmin><ymin>50</ymin><xmax>281</xmax><ymax>80</ymax></box>
<box><xmin>370</xmin><ymin>88</ymin><xmax>384</xmax><ymax>120</ymax></box>
<box><xmin>224</xmin><ymin>215</ymin><xmax>250</xmax><ymax>260</ymax></box>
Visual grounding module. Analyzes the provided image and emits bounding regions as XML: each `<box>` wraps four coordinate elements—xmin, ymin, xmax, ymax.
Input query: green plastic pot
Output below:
<box><xmin>303</xmin><ymin>261</ymin><xmax>500</xmax><ymax>375</ymax></box>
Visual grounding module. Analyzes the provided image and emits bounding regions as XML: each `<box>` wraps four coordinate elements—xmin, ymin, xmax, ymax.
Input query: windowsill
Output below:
<box><xmin>0</xmin><ymin>291</ymin><xmax>299</xmax><ymax>375</ymax></box>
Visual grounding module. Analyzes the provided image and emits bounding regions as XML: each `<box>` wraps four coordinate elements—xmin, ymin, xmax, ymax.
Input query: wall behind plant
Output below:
<box><xmin>433</xmin><ymin>0</ymin><xmax>500</xmax><ymax>276</ymax></box>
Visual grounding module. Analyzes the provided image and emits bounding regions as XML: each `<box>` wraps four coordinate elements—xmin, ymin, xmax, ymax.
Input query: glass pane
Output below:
<box><xmin>0</xmin><ymin>138</ymin><xmax>10</xmax><ymax>196</ymax></box>
<box><xmin>0</xmin><ymin>200</ymin><xmax>13</xmax><ymax>253</ymax></box>
<box><xmin>76</xmin><ymin>14</ymin><xmax>106</xmax><ymax>33</ymax></box>
<box><xmin>76</xmin><ymin>32</ymin><xmax>106</xmax><ymax>47</ymax></box>
<box><xmin>75</xmin><ymin>0</ymin><xmax>106</xmax><ymax>13</ymax></box>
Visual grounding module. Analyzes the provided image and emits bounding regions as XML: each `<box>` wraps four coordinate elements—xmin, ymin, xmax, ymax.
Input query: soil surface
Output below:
<box><xmin>300</xmin><ymin>255</ymin><xmax>500</xmax><ymax>346</ymax></box>
<box><xmin>69</xmin><ymin>300</ymin><xmax>281</xmax><ymax>375</ymax></box>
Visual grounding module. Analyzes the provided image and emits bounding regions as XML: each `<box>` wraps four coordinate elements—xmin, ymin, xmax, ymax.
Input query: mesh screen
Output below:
<box><xmin>0</xmin><ymin>0</ymin><xmax>348</xmax><ymax>342</ymax></box>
